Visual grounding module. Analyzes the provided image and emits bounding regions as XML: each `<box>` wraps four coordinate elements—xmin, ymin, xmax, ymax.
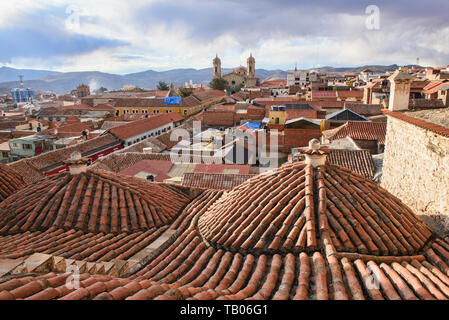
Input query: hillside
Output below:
<box><xmin>0</xmin><ymin>66</ymin><xmax>60</xmax><ymax>82</ymax></box>
<box><xmin>0</xmin><ymin>64</ymin><xmax>422</xmax><ymax>94</ymax></box>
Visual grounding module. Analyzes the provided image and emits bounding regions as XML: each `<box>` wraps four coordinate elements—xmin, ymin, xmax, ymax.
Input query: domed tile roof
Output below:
<box><xmin>1</xmin><ymin>141</ymin><xmax>449</xmax><ymax>301</ymax></box>
<box><xmin>233</xmin><ymin>66</ymin><xmax>247</xmax><ymax>74</ymax></box>
<box><xmin>198</xmin><ymin>159</ymin><xmax>433</xmax><ymax>256</ymax></box>
<box><xmin>0</xmin><ymin>163</ymin><xmax>26</xmax><ymax>203</ymax></box>
<box><xmin>0</xmin><ymin>169</ymin><xmax>192</xmax><ymax>235</ymax></box>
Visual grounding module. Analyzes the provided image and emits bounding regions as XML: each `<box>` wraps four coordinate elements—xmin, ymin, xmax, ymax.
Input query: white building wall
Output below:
<box><xmin>124</xmin><ymin>122</ymin><xmax>173</xmax><ymax>146</ymax></box>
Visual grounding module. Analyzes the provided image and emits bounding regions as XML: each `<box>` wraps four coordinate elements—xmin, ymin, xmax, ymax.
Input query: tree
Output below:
<box><xmin>234</xmin><ymin>83</ymin><xmax>244</xmax><ymax>93</ymax></box>
<box><xmin>157</xmin><ymin>81</ymin><xmax>170</xmax><ymax>91</ymax></box>
<box><xmin>209</xmin><ymin>78</ymin><xmax>228</xmax><ymax>91</ymax></box>
<box><xmin>178</xmin><ymin>87</ymin><xmax>193</xmax><ymax>98</ymax></box>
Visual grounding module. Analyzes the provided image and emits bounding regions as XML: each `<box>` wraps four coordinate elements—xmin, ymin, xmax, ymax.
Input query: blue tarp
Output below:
<box><xmin>164</xmin><ymin>97</ymin><xmax>182</xmax><ymax>105</ymax></box>
<box><xmin>240</xmin><ymin>121</ymin><xmax>261</xmax><ymax>131</ymax></box>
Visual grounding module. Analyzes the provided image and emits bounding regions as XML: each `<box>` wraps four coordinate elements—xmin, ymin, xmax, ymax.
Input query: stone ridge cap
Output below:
<box><xmin>383</xmin><ymin>109</ymin><xmax>449</xmax><ymax>138</ymax></box>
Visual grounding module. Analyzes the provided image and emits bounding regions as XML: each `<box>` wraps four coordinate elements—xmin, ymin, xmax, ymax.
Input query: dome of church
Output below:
<box><xmin>0</xmin><ymin>163</ymin><xmax>26</xmax><ymax>203</ymax></box>
<box><xmin>234</xmin><ymin>66</ymin><xmax>247</xmax><ymax>74</ymax></box>
<box><xmin>198</xmin><ymin>141</ymin><xmax>433</xmax><ymax>256</ymax></box>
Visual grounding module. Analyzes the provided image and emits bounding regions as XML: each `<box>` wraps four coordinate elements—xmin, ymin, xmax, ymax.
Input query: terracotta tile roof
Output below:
<box><xmin>0</xmin><ymin>163</ymin><xmax>26</xmax><ymax>202</ymax></box>
<box><xmin>1</xmin><ymin>152</ymin><xmax>449</xmax><ymax>300</ymax></box>
<box><xmin>308</xmin><ymin>100</ymin><xmax>346</xmax><ymax>109</ymax></box>
<box><xmin>421</xmin><ymin>81</ymin><xmax>448</xmax><ymax>95</ymax></box>
<box><xmin>344</xmin><ymin>103</ymin><xmax>382</xmax><ymax>116</ymax></box>
<box><xmin>119</xmin><ymin>160</ymin><xmax>174</xmax><ymax>182</ymax></box>
<box><xmin>337</xmin><ymin>90</ymin><xmax>364</xmax><ymax>99</ymax></box>
<box><xmin>0</xmin><ymin>169</ymin><xmax>192</xmax><ymax>234</ymax></box>
<box><xmin>408</xmin><ymin>99</ymin><xmax>446</xmax><ymax>110</ymax></box>
<box><xmin>326</xmin><ymin>149</ymin><xmax>375</xmax><ymax>179</ymax></box>
<box><xmin>231</xmin><ymin>93</ymin><xmax>244</xmax><ymax>101</ymax></box>
<box><xmin>193</xmin><ymin>164</ymin><xmax>250</xmax><ymax>175</ymax></box>
<box><xmin>383</xmin><ymin>109</ymin><xmax>449</xmax><ymax>138</ymax></box>
<box><xmin>2</xmin><ymin>238</ymin><xmax>449</xmax><ymax>300</ymax></box>
<box><xmin>196</xmin><ymin>163</ymin><xmax>432</xmax><ymax>255</ymax></box>
<box><xmin>208</xmin><ymin>103</ymin><xmax>236</xmax><ymax>112</ymax></box>
<box><xmin>43</xmin><ymin>121</ymin><xmax>93</xmax><ymax>137</ymax></box>
<box><xmin>312</xmin><ymin>90</ymin><xmax>337</xmax><ymax>98</ymax></box>
<box><xmin>179</xmin><ymin>95</ymin><xmax>201</xmax><ymax>108</ymax></box>
<box><xmin>294</xmin><ymin>148</ymin><xmax>375</xmax><ymax>178</ymax></box>
<box><xmin>323</xmin><ymin>121</ymin><xmax>387</xmax><ymax>144</ymax></box>
<box><xmin>108</xmin><ymin>113</ymin><xmax>184</xmax><ymax>140</ymax></box>
<box><xmin>192</xmin><ymin>90</ymin><xmax>226</xmax><ymax>102</ymax></box>
<box><xmin>56</xmin><ymin>104</ymin><xmax>95</xmax><ymax>111</ymax></box>
<box><xmin>0</xmin><ymin>227</ymin><xmax>167</xmax><ymax>262</ymax></box>
<box><xmin>114</xmin><ymin>98</ymin><xmax>166</xmax><ymax>108</ymax></box>
<box><xmin>8</xmin><ymin>134</ymin><xmax>120</xmax><ymax>183</ymax></box>
<box><xmin>182</xmin><ymin>172</ymin><xmax>254</xmax><ymax>190</ymax></box>
<box><xmin>101</xmin><ymin>121</ymin><xmax>129</xmax><ymax>130</ymax></box>
<box><xmin>260</xmin><ymin>80</ymin><xmax>287</xmax><ymax>87</ymax></box>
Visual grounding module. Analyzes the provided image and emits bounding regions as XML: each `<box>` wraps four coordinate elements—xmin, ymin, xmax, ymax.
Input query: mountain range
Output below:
<box><xmin>0</xmin><ymin>64</ymin><xmax>413</xmax><ymax>95</ymax></box>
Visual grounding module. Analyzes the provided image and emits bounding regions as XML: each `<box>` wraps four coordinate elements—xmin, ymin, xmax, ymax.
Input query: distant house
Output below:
<box><xmin>8</xmin><ymin>135</ymin><xmax>57</xmax><ymax>158</ymax></box>
<box><xmin>107</xmin><ymin>112</ymin><xmax>184</xmax><ymax>147</ymax></box>
<box><xmin>0</xmin><ymin>141</ymin><xmax>11</xmax><ymax>163</ymax></box>
<box><xmin>113</xmin><ymin>90</ymin><xmax>226</xmax><ymax>118</ymax></box>
<box><xmin>182</xmin><ymin>172</ymin><xmax>255</xmax><ymax>190</ymax></box>
<box><xmin>9</xmin><ymin>133</ymin><xmax>122</xmax><ymax>182</ymax></box>
<box><xmin>322</xmin><ymin>121</ymin><xmax>387</xmax><ymax>154</ymax></box>
<box><xmin>344</xmin><ymin>102</ymin><xmax>383</xmax><ymax>117</ymax></box>
<box><xmin>292</xmin><ymin>147</ymin><xmax>375</xmax><ymax>179</ymax></box>
<box><xmin>325</xmin><ymin>109</ymin><xmax>370</xmax><ymax>128</ymax></box>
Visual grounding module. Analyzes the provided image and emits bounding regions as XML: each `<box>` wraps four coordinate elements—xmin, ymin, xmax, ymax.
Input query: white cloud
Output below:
<box><xmin>1</xmin><ymin>0</ymin><xmax>448</xmax><ymax>72</ymax></box>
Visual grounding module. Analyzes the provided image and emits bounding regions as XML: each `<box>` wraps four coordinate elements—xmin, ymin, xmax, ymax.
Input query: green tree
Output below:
<box><xmin>234</xmin><ymin>83</ymin><xmax>244</xmax><ymax>93</ymax></box>
<box><xmin>178</xmin><ymin>87</ymin><xmax>193</xmax><ymax>98</ymax></box>
<box><xmin>209</xmin><ymin>78</ymin><xmax>228</xmax><ymax>91</ymax></box>
<box><xmin>157</xmin><ymin>81</ymin><xmax>170</xmax><ymax>90</ymax></box>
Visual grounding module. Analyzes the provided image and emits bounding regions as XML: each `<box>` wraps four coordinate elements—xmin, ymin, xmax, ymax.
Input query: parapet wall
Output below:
<box><xmin>381</xmin><ymin>114</ymin><xmax>449</xmax><ymax>236</ymax></box>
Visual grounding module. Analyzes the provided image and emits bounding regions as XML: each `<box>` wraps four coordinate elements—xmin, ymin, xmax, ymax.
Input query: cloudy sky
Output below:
<box><xmin>1</xmin><ymin>0</ymin><xmax>448</xmax><ymax>74</ymax></box>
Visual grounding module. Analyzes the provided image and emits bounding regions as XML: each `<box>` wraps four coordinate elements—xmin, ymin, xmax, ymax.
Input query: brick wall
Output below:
<box><xmin>381</xmin><ymin>115</ymin><xmax>449</xmax><ymax>235</ymax></box>
<box><xmin>283</xmin><ymin>128</ymin><xmax>321</xmax><ymax>151</ymax></box>
<box><xmin>203</xmin><ymin>111</ymin><xmax>235</xmax><ymax>127</ymax></box>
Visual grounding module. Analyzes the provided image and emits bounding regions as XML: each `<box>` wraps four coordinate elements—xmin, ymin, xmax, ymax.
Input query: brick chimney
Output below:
<box><xmin>64</xmin><ymin>152</ymin><xmax>89</xmax><ymax>175</ymax></box>
<box><xmin>302</xmin><ymin>139</ymin><xmax>330</xmax><ymax>168</ymax></box>
<box><xmin>388</xmin><ymin>67</ymin><xmax>414</xmax><ymax>111</ymax></box>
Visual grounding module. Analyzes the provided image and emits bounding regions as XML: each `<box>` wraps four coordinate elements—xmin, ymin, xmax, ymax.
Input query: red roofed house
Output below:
<box><xmin>336</xmin><ymin>90</ymin><xmax>364</xmax><ymax>102</ymax></box>
<box><xmin>322</xmin><ymin>121</ymin><xmax>387</xmax><ymax>154</ymax></box>
<box><xmin>193</xmin><ymin>163</ymin><xmax>250</xmax><ymax>174</ymax></box>
<box><xmin>107</xmin><ymin>112</ymin><xmax>184</xmax><ymax>147</ymax></box>
<box><xmin>119</xmin><ymin>160</ymin><xmax>174</xmax><ymax>182</ymax></box>
<box><xmin>308</xmin><ymin>90</ymin><xmax>338</xmax><ymax>102</ymax></box>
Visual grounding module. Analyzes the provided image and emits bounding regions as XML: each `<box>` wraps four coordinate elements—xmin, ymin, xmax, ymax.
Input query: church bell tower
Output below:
<box><xmin>247</xmin><ymin>53</ymin><xmax>255</xmax><ymax>78</ymax></box>
<box><xmin>213</xmin><ymin>54</ymin><xmax>222</xmax><ymax>79</ymax></box>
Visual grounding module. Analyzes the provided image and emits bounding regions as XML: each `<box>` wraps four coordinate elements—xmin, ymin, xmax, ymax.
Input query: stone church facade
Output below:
<box><xmin>213</xmin><ymin>54</ymin><xmax>260</xmax><ymax>92</ymax></box>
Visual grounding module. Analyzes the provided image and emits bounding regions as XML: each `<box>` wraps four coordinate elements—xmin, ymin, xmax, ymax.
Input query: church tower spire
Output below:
<box><xmin>213</xmin><ymin>54</ymin><xmax>222</xmax><ymax>79</ymax></box>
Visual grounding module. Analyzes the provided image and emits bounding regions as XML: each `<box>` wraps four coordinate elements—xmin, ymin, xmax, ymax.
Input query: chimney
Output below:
<box><xmin>64</xmin><ymin>151</ymin><xmax>89</xmax><ymax>175</ymax></box>
<box><xmin>302</xmin><ymin>139</ymin><xmax>329</xmax><ymax>168</ymax></box>
<box><xmin>388</xmin><ymin>67</ymin><xmax>414</xmax><ymax>111</ymax></box>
